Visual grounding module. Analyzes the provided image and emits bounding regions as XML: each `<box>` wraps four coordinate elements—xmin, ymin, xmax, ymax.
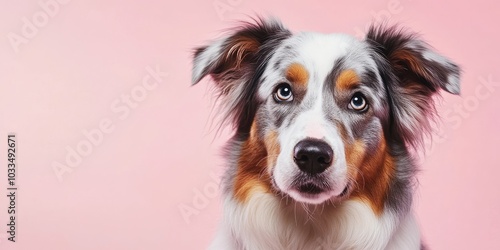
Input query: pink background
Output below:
<box><xmin>1</xmin><ymin>0</ymin><xmax>499</xmax><ymax>249</ymax></box>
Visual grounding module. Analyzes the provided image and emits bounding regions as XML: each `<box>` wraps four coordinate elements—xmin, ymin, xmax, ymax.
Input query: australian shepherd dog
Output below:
<box><xmin>191</xmin><ymin>18</ymin><xmax>460</xmax><ymax>250</ymax></box>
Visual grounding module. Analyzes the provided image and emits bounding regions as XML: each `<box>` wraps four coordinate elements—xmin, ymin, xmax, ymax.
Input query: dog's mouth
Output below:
<box><xmin>298</xmin><ymin>183</ymin><xmax>324</xmax><ymax>194</ymax></box>
<box><xmin>287</xmin><ymin>180</ymin><xmax>351</xmax><ymax>204</ymax></box>
<box><xmin>272</xmin><ymin>175</ymin><xmax>351</xmax><ymax>204</ymax></box>
<box><xmin>297</xmin><ymin>182</ymin><xmax>349</xmax><ymax>196</ymax></box>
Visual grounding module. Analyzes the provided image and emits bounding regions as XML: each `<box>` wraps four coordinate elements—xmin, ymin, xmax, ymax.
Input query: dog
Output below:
<box><xmin>191</xmin><ymin>18</ymin><xmax>460</xmax><ymax>250</ymax></box>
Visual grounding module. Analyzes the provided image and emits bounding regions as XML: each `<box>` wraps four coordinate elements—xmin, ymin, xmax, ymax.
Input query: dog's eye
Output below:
<box><xmin>274</xmin><ymin>83</ymin><xmax>293</xmax><ymax>102</ymax></box>
<box><xmin>348</xmin><ymin>93</ymin><xmax>368</xmax><ymax>111</ymax></box>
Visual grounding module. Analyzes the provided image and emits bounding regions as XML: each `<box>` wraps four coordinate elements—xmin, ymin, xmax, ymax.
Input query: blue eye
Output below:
<box><xmin>274</xmin><ymin>83</ymin><xmax>293</xmax><ymax>102</ymax></box>
<box><xmin>349</xmin><ymin>93</ymin><xmax>368</xmax><ymax>111</ymax></box>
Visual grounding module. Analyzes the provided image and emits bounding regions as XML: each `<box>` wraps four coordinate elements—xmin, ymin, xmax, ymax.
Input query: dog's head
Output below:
<box><xmin>192</xmin><ymin>18</ymin><xmax>460</xmax><ymax>208</ymax></box>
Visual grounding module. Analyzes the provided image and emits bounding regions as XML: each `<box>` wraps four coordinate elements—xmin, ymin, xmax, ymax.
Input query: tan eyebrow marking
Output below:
<box><xmin>286</xmin><ymin>63</ymin><xmax>309</xmax><ymax>87</ymax></box>
<box><xmin>336</xmin><ymin>69</ymin><xmax>360</xmax><ymax>90</ymax></box>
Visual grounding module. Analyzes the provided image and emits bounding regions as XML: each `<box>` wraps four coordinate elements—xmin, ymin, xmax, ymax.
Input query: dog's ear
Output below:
<box><xmin>366</xmin><ymin>25</ymin><xmax>461</xmax><ymax>148</ymax></box>
<box><xmin>192</xmin><ymin>18</ymin><xmax>291</xmax><ymax>85</ymax></box>
<box><xmin>191</xmin><ymin>18</ymin><xmax>291</xmax><ymax>132</ymax></box>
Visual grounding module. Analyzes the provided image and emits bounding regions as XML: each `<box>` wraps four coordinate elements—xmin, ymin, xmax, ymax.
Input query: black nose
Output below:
<box><xmin>293</xmin><ymin>139</ymin><xmax>333</xmax><ymax>175</ymax></box>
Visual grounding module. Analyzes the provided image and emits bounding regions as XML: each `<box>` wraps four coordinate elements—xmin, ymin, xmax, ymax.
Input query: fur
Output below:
<box><xmin>192</xmin><ymin>17</ymin><xmax>460</xmax><ymax>250</ymax></box>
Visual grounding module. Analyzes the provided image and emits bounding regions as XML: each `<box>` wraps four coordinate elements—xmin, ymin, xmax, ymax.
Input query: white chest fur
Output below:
<box><xmin>209</xmin><ymin>193</ymin><xmax>421</xmax><ymax>250</ymax></box>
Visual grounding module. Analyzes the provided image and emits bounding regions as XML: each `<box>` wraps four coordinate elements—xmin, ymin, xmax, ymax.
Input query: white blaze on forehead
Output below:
<box><xmin>295</xmin><ymin>32</ymin><xmax>356</xmax><ymax>83</ymax></box>
<box><xmin>258</xmin><ymin>32</ymin><xmax>375</xmax><ymax>100</ymax></box>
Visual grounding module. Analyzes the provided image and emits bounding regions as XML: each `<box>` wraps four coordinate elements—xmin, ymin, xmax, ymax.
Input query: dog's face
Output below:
<box><xmin>192</xmin><ymin>19</ymin><xmax>460</xmax><ymax>206</ymax></box>
<box><xmin>257</xmin><ymin>33</ymin><xmax>386</xmax><ymax>204</ymax></box>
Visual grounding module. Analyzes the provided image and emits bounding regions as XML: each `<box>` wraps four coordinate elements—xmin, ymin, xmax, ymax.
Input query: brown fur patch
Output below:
<box><xmin>336</xmin><ymin>69</ymin><xmax>360</xmax><ymax>91</ymax></box>
<box><xmin>344</xmin><ymin>132</ymin><xmax>395</xmax><ymax>215</ymax></box>
<box><xmin>391</xmin><ymin>49</ymin><xmax>432</xmax><ymax>80</ymax></box>
<box><xmin>211</xmin><ymin>35</ymin><xmax>260</xmax><ymax>83</ymax></box>
<box><xmin>286</xmin><ymin>63</ymin><xmax>309</xmax><ymax>87</ymax></box>
<box><xmin>233</xmin><ymin>121</ymin><xmax>276</xmax><ymax>202</ymax></box>
<box><xmin>264</xmin><ymin>130</ymin><xmax>280</xmax><ymax>173</ymax></box>
<box><xmin>225</xmin><ymin>35</ymin><xmax>259</xmax><ymax>69</ymax></box>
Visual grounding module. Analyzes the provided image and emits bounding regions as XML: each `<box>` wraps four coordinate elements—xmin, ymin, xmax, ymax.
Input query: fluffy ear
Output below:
<box><xmin>191</xmin><ymin>18</ymin><xmax>291</xmax><ymax>132</ymax></box>
<box><xmin>366</xmin><ymin>25</ymin><xmax>461</xmax><ymax>148</ymax></box>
